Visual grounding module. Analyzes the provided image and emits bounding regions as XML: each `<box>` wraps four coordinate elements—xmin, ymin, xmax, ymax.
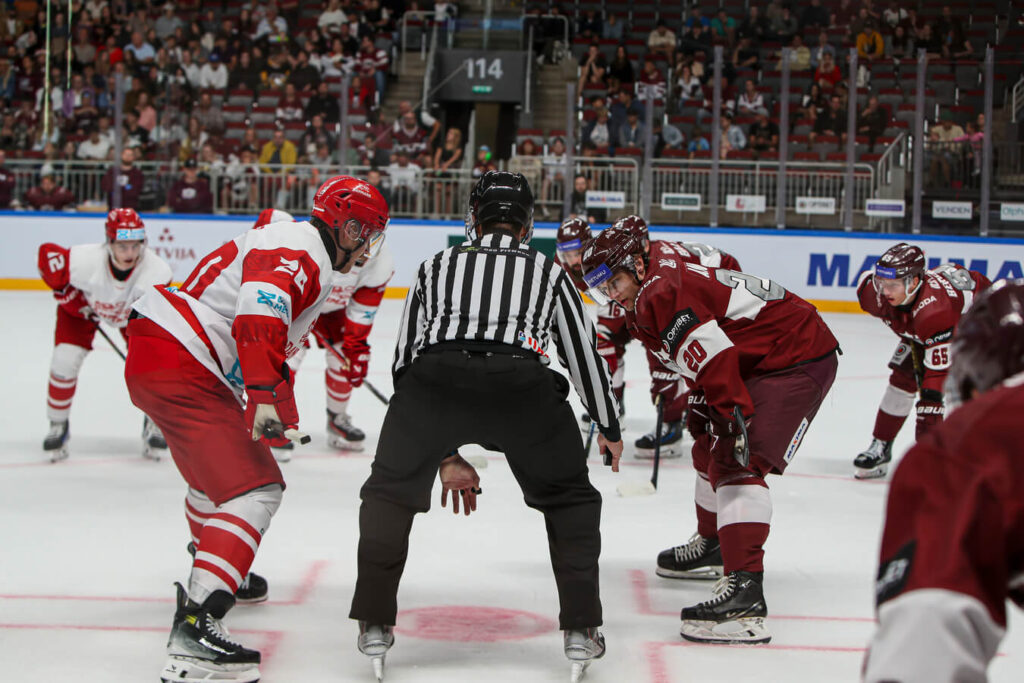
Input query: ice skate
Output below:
<box><xmin>142</xmin><ymin>416</ymin><xmax>168</xmax><ymax>461</ymax></box>
<box><xmin>43</xmin><ymin>420</ymin><xmax>69</xmax><ymax>463</ymax></box>
<box><xmin>679</xmin><ymin>571</ymin><xmax>771</xmax><ymax>644</ymax></box>
<box><xmin>271</xmin><ymin>441</ymin><xmax>293</xmax><ymax>463</ymax></box>
<box><xmin>656</xmin><ymin>533</ymin><xmax>724</xmax><ymax>580</ymax></box>
<box><xmin>564</xmin><ymin>627</ymin><xmax>605</xmax><ymax>683</ymax></box>
<box><xmin>327</xmin><ymin>410</ymin><xmax>365</xmax><ymax>451</ymax></box>
<box><xmin>854</xmin><ymin>438</ymin><xmax>893</xmax><ymax>479</ymax></box>
<box><xmin>160</xmin><ymin>582</ymin><xmax>260</xmax><ymax>682</ymax></box>
<box><xmin>357</xmin><ymin>622</ymin><xmax>394</xmax><ymax>681</ymax></box>
<box><xmin>634</xmin><ymin>420</ymin><xmax>684</xmax><ymax>459</ymax></box>
<box><xmin>188</xmin><ymin>543</ymin><xmax>268</xmax><ymax>604</ymax></box>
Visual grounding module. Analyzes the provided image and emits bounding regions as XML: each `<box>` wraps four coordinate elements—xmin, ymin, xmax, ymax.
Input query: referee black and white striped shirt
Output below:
<box><xmin>393</xmin><ymin>232</ymin><xmax>621</xmax><ymax>441</ymax></box>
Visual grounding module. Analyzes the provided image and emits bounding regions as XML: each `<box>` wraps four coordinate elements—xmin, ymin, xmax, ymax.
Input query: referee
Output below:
<box><xmin>349</xmin><ymin>171</ymin><xmax>624</xmax><ymax>679</ymax></box>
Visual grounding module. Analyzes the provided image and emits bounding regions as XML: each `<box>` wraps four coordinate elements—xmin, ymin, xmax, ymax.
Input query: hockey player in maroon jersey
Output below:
<box><xmin>616</xmin><ymin>215</ymin><xmax>743</xmax><ymax>461</ymax></box>
<box><xmin>853</xmin><ymin>242</ymin><xmax>990</xmax><ymax>479</ymax></box>
<box><xmin>581</xmin><ymin>226</ymin><xmax>839</xmax><ymax>644</ymax></box>
<box><xmin>864</xmin><ymin>278</ymin><xmax>1024</xmax><ymax>682</ymax></box>
<box><xmin>124</xmin><ymin>176</ymin><xmax>389</xmax><ymax>682</ymax></box>
<box><xmin>36</xmin><ymin>208</ymin><xmax>172</xmax><ymax>462</ymax></box>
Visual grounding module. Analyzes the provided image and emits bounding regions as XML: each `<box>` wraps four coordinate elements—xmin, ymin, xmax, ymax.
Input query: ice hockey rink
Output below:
<box><xmin>2</xmin><ymin>289</ymin><xmax>1021</xmax><ymax>683</ymax></box>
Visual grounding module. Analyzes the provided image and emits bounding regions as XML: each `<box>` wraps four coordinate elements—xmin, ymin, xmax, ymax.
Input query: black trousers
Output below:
<box><xmin>348</xmin><ymin>345</ymin><xmax>604</xmax><ymax>630</ymax></box>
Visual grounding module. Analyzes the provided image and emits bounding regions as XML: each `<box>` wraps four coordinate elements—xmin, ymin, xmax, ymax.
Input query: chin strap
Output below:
<box><xmin>900</xmin><ymin>276</ymin><xmax>923</xmax><ymax>306</ymax></box>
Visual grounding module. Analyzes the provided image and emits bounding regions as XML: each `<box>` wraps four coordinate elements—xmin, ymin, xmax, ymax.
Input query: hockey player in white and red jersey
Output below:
<box><xmin>853</xmin><ymin>242</ymin><xmax>990</xmax><ymax>479</ymax></box>
<box><xmin>124</xmin><ymin>176</ymin><xmax>389</xmax><ymax>683</ymax></box>
<box><xmin>36</xmin><ymin>208</ymin><xmax>172</xmax><ymax>462</ymax></box>
<box><xmin>864</xmin><ymin>279</ymin><xmax>1024</xmax><ymax>682</ymax></box>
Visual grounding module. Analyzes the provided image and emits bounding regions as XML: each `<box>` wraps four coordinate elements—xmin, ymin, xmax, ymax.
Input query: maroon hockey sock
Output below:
<box><xmin>873</xmin><ymin>410</ymin><xmax>907</xmax><ymax>443</ymax></box>
<box><xmin>696</xmin><ymin>503</ymin><xmax>718</xmax><ymax>539</ymax></box>
<box><xmin>718</xmin><ymin>522</ymin><xmax>770</xmax><ymax>574</ymax></box>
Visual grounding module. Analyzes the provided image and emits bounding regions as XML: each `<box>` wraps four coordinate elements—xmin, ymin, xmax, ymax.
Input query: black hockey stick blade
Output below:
<box><xmin>651</xmin><ymin>395</ymin><xmax>664</xmax><ymax>490</ymax></box>
<box><xmin>732</xmin><ymin>405</ymin><xmax>750</xmax><ymax>468</ymax></box>
<box><xmin>365</xmin><ymin>380</ymin><xmax>391</xmax><ymax>405</ymax></box>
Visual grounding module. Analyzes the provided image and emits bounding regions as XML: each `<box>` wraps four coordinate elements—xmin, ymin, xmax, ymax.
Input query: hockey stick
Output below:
<box><xmin>616</xmin><ymin>396</ymin><xmax>662</xmax><ymax>497</ymax></box>
<box><xmin>584</xmin><ymin>420</ymin><xmax>596</xmax><ymax>456</ymax></box>
<box><xmin>94</xmin><ymin>320</ymin><xmax>127</xmax><ymax>361</ymax></box>
<box><xmin>310</xmin><ymin>329</ymin><xmax>391</xmax><ymax>406</ymax></box>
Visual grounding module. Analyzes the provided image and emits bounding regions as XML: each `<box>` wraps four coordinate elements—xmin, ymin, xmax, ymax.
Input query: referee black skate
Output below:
<box><xmin>349</xmin><ymin>171</ymin><xmax>624</xmax><ymax>682</ymax></box>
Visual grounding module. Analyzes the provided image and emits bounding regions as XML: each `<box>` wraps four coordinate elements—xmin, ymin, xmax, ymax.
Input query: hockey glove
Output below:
<box><xmin>686</xmin><ymin>391</ymin><xmax>710</xmax><ymax>439</ymax></box>
<box><xmin>708</xmin><ymin>406</ymin><xmax>751</xmax><ymax>468</ymax></box>
<box><xmin>341</xmin><ymin>343</ymin><xmax>370</xmax><ymax>388</ymax></box>
<box><xmin>55</xmin><ymin>286</ymin><xmax>94</xmax><ymax>319</ymax></box>
<box><xmin>650</xmin><ymin>370</ymin><xmax>679</xmax><ymax>405</ymax></box>
<box><xmin>915</xmin><ymin>399</ymin><xmax>944</xmax><ymax>438</ymax></box>
<box><xmin>245</xmin><ymin>367</ymin><xmax>307</xmax><ymax>447</ymax></box>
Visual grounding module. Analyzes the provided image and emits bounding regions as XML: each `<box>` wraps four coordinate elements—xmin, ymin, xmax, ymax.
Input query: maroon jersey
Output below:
<box><xmin>858</xmin><ymin>264</ymin><xmax>990</xmax><ymax>397</ymax></box>
<box><xmin>865</xmin><ymin>378</ymin><xmax>1024</xmax><ymax>681</ymax></box>
<box><xmin>629</xmin><ymin>245</ymin><xmax>838</xmax><ymax>420</ymax></box>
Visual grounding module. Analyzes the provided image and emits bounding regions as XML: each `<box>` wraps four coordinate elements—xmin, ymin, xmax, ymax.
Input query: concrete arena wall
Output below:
<box><xmin>3</xmin><ymin>211</ymin><xmax>1023</xmax><ymax>312</ymax></box>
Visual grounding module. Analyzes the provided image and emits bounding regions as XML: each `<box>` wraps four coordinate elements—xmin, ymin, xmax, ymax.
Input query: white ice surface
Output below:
<box><xmin>1</xmin><ymin>291</ymin><xmax>1020</xmax><ymax>682</ymax></box>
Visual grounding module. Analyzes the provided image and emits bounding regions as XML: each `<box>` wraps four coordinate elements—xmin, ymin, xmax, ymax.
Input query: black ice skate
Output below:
<box><xmin>187</xmin><ymin>542</ymin><xmax>268</xmax><ymax>604</ymax></box>
<box><xmin>679</xmin><ymin>570</ymin><xmax>771</xmax><ymax>644</ymax></box>
<box><xmin>43</xmin><ymin>420</ymin><xmax>69</xmax><ymax>463</ymax></box>
<box><xmin>656</xmin><ymin>533</ymin><xmax>724</xmax><ymax>580</ymax></box>
<box><xmin>160</xmin><ymin>582</ymin><xmax>261</xmax><ymax>683</ymax></box>
<box><xmin>142</xmin><ymin>416</ymin><xmax>167</xmax><ymax>461</ymax></box>
<box><xmin>564</xmin><ymin>627</ymin><xmax>605</xmax><ymax>683</ymax></box>
<box><xmin>357</xmin><ymin>621</ymin><xmax>394</xmax><ymax>682</ymax></box>
<box><xmin>327</xmin><ymin>410</ymin><xmax>365</xmax><ymax>451</ymax></box>
<box><xmin>634</xmin><ymin>420</ymin><xmax>684</xmax><ymax>459</ymax></box>
<box><xmin>853</xmin><ymin>438</ymin><xmax>893</xmax><ymax>480</ymax></box>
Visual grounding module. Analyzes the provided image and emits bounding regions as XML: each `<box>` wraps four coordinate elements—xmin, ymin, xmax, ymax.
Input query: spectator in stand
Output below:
<box><xmin>676</xmin><ymin>62</ymin><xmax>703</xmax><ymax>108</ymax></box>
<box><xmin>679</xmin><ymin>21</ymin><xmax>711</xmax><ymax>59</ymax></box>
<box><xmin>0</xmin><ymin>151</ymin><xmax>16</xmax><ymax>208</ymax></box>
<box><xmin>254</xmin><ymin>6</ymin><xmax>287</xmax><ymax>42</ymax></box>
<box><xmin>102</xmin><ymin>148</ymin><xmax>145</xmax><ymax>209</ymax></box>
<box><xmin>720</xmin><ymin>113</ymin><xmax>747</xmax><ymax>157</ymax></box>
<box><xmin>192</xmin><ymin>92</ymin><xmax>224</xmax><ymax>138</ymax></box>
<box><xmin>0</xmin><ymin>57</ymin><xmax>16</xmax><ymax>103</ymax></box>
<box><xmin>810</xmin><ymin>31</ymin><xmax>836</xmax><ymax>69</ymax></box>
<box><xmin>710</xmin><ymin>10</ymin><xmax>737</xmax><ymax>47</ymax></box>
<box><xmin>77</xmin><ymin>126</ymin><xmax>113</xmax><ymax>161</ymax></box>
<box><xmin>577</xmin><ymin>42</ymin><xmax>608</xmax><ymax>95</ymax></box>
<box><xmin>604</xmin><ymin>13</ymin><xmax>624</xmax><ymax>42</ymax></box>
<box><xmin>748</xmin><ymin>112</ymin><xmax>779</xmax><ymax>157</ymax></box>
<box><xmin>386</xmin><ymin>148</ymin><xmax>421</xmax><ymax>209</ymax></box>
<box><xmin>70</xmin><ymin>91</ymin><xmax>101</xmax><ymax>136</ymax></box>
<box><xmin>685</xmin><ymin>7</ymin><xmax>711</xmax><ymax>30</ymax></box>
<box><xmin>135</xmin><ymin>92</ymin><xmax>157</xmax><ymax>133</ymax></box>
<box><xmin>228</xmin><ymin>51</ymin><xmax>262</xmax><ymax>92</ymax></box>
<box><xmin>809</xmin><ymin>94</ymin><xmax>848</xmax><ymax>145</ymax></box>
<box><xmin>648</xmin><ymin>20</ymin><xmax>677</xmax><ymax>61</ymax></box>
<box><xmin>887</xmin><ymin>25</ymin><xmax>915</xmax><ymax>61</ymax></box>
<box><xmin>688</xmin><ymin>126</ymin><xmax>711</xmax><ymax>156</ymax></box>
<box><xmin>584</xmin><ymin>109</ymin><xmax>614</xmax><ymax>149</ymax></box>
<box><xmin>472</xmin><ymin>145</ymin><xmax>497</xmax><ymax>179</ymax></box>
<box><xmin>61</xmin><ymin>74</ymin><xmax>92</xmax><ymax>124</ymax></box>
<box><xmin>507</xmin><ymin>138</ymin><xmax>543</xmax><ymax>194</ymax></box>
<box><xmin>801</xmin><ymin>0</ymin><xmax>830</xmax><ymax>32</ymax></box>
<box><xmin>653</xmin><ymin>118</ymin><xmax>684</xmax><ymax>157</ymax></box>
<box><xmin>199</xmin><ymin>53</ymin><xmax>228</xmax><ymax>90</ymax></box>
<box><xmin>305</xmin><ymin>81</ymin><xmax>341</xmax><ymax>125</ymax></box>
<box><xmin>732</xmin><ymin>35</ymin><xmax>761</xmax><ymax>71</ymax></box>
<box><xmin>359</xmin><ymin>132</ymin><xmax>391</xmax><ymax>168</ymax></box>
<box><xmin>882</xmin><ymin>1</ymin><xmax>908</xmax><ymax>31</ymax></box>
<box><xmin>393</xmin><ymin>110</ymin><xmax>431</xmax><ymax>167</ymax></box>
<box><xmin>770</xmin><ymin>7</ymin><xmax>799</xmax><ymax>43</ymax></box>
<box><xmin>365</xmin><ymin>167</ymin><xmax>392</xmax><ymax>208</ymax></box>
<box><xmin>618</xmin><ymin>108</ymin><xmax>644</xmax><ymax>148</ymax></box>
<box><xmin>26</xmin><ymin>175</ymin><xmax>76</xmax><ymax>210</ymax></box>
<box><xmin>801</xmin><ymin>83</ymin><xmax>827</xmax><ymax>121</ymax></box>
<box><xmin>539</xmin><ymin>136</ymin><xmax>568</xmax><ymax>217</ymax></box>
<box><xmin>815</xmin><ymin>51</ymin><xmax>842</xmax><ymax>92</ymax></box>
<box><xmin>223</xmin><ymin>145</ymin><xmax>261</xmax><ymax>210</ymax></box>
<box><xmin>155</xmin><ymin>3</ymin><xmax>184</xmax><ymax>41</ymax></box>
<box><xmin>304</xmin><ymin>142</ymin><xmax>336</xmax><ymax>202</ymax></box>
<box><xmin>431</xmin><ymin>127</ymin><xmax>464</xmax><ymax>214</ymax></box>
<box><xmin>937</xmin><ymin>6</ymin><xmax>973</xmax><ymax>59</ymax></box>
<box><xmin>125</xmin><ymin>30</ymin><xmax>156</xmax><ymax>66</ymax></box>
<box><xmin>348</xmin><ymin>74</ymin><xmax>376</xmax><ymax>111</ymax></box>
<box><xmin>259</xmin><ymin>127</ymin><xmax>297</xmax><ymax>174</ymax></box>
<box><xmin>607</xmin><ymin>45</ymin><xmax>634</xmax><ymax>85</ymax></box>
<box><xmin>610</xmin><ymin>89</ymin><xmax>644</xmax><ymax>132</ymax></box>
<box><xmin>915</xmin><ymin>23</ymin><xmax>944</xmax><ymax>59</ymax></box>
<box><xmin>778</xmin><ymin>34</ymin><xmax>811</xmax><ymax>71</ymax></box>
<box><xmin>858</xmin><ymin>95</ymin><xmax>888</xmax><ymax>149</ymax></box>
<box><xmin>319</xmin><ymin>0</ymin><xmax>348</xmax><ymax>34</ymax></box>
<box><xmin>122</xmin><ymin>111</ymin><xmax>151</xmax><ymax>155</ymax></box>
<box><xmin>697</xmin><ymin>75</ymin><xmax>735</xmax><ymax>125</ymax></box>
<box><xmin>166</xmin><ymin>158</ymin><xmax>213</xmax><ymax>213</ymax></box>
<box><xmin>276</xmin><ymin>83</ymin><xmax>305</xmax><ymax>122</ymax></box>
<box><xmin>577</xmin><ymin>10</ymin><xmax>603</xmax><ymax>40</ymax></box>
<box><xmin>358</xmin><ymin>34</ymin><xmax>389</xmax><ymax>99</ymax></box>
<box><xmin>637</xmin><ymin>58</ymin><xmax>667</xmax><ymax>102</ymax></box>
<box><xmin>299</xmin><ymin>114</ymin><xmax>337</xmax><ymax>159</ymax></box>
<box><xmin>568</xmin><ymin>173</ymin><xmax>604</xmax><ymax>223</ymax></box>
<box><xmin>287</xmin><ymin>50</ymin><xmax>321</xmax><ymax>92</ymax></box>
<box><xmin>856</xmin><ymin>22</ymin><xmax>885</xmax><ymax>63</ymax></box>
<box><xmin>737</xmin><ymin>79</ymin><xmax>768</xmax><ymax>117</ymax></box>
<box><xmin>197</xmin><ymin>143</ymin><xmax>227</xmax><ymax>185</ymax></box>
<box><xmin>262</xmin><ymin>49</ymin><xmax>291</xmax><ymax>90</ymax></box>
<box><xmin>738</xmin><ymin>6</ymin><xmax>768</xmax><ymax>44</ymax></box>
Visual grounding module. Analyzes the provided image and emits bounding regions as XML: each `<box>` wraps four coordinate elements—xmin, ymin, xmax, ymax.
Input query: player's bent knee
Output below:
<box><xmin>50</xmin><ymin>343</ymin><xmax>89</xmax><ymax>379</ymax></box>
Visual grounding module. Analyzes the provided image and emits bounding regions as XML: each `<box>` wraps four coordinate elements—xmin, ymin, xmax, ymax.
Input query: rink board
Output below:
<box><xmin>3</xmin><ymin>211</ymin><xmax>1023</xmax><ymax>312</ymax></box>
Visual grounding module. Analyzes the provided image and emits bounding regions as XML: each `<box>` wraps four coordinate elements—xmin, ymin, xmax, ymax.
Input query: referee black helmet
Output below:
<box><xmin>465</xmin><ymin>171</ymin><xmax>535</xmax><ymax>242</ymax></box>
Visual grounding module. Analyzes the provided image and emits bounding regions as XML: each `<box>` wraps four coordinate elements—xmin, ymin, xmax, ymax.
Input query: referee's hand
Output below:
<box><xmin>598</xmin><ymin>435</ymin><xmax>624</xmax><ymax>472</ymax></box>
<box><xmin>440</xmin><ymin>452</ymin><xmax>481</xmax><ymax>516</ymax></box>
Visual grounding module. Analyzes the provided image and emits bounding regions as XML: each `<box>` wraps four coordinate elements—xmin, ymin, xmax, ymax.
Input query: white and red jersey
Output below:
<box><xmin>628</xmin><ymin>243</ymin><xmax>838</xmax><ymax>420</ymax></box>
<box><xmin>320</xmin><ymin>242</ymin><xmax>394</xmax><ymax>316</ymax></box>
<box><xmin>858</xmin><ymin>264</ymin><xmax>990</xmax><ymax>397</ymax></box>
<box><xmin>37</xmin><ymin>242</ymin><xmax>172</xmax><ymax>328</ymax></box>
<box><xmin>864</xmin><ymin>376</ymin><xmax>1024</xmax><ymax>682</ymax></box>
<box><xmin>132</xmin><ymin>220</ymin><xmax>335</xmax><ymax>396</ymax></box>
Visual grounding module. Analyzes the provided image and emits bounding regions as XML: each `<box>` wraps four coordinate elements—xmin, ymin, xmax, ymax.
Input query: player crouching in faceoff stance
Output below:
<box><xmin>581</xmin><ymin>226</ymin><xmax>839</xmax><ymax>644</ymax></box>
<box><xmin>37</xmin><ymin>209</ymin><xmax>172</xmax><ymax>462</ymax></box>
<box><xmin>853</xmin><ymin>242</ymin><xmax>990</xmax><ymax>479</ymax></box>
<box><xmin>864</xmin><ymin>279</ymin><xmax>1024</xmax><ymax>682</ymax></box>
<box><xmin>124</xmin><ymin>177</ymin><xmax>389</xmax><ymax>683</ymax></box>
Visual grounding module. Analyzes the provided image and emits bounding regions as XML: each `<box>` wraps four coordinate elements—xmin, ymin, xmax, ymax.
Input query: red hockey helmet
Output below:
<box><xmin>253</xmin><ymin>208</ymin><xmax>294</xmax><ymax>228</ymax></box>
<box><xmin>105</xmin><ymin>208</ymin><xmax>146</xmax><ymax>243</ymax></box>
<box><xmin>946</xmin><ymin>279</ymin><xmax>1024</xmax><ymax>407</ymax></box>
<box><xmin>873</xmin><ymin>242</ymin><xmax>926</xmax><ymax>305</ymax></box>
<box><xmin>311</xmin><ymin>176</ymin><xmax>390</xmax><ymax>269</ymax></box>
<box><xmin>555</xmin><ymin>217</ymin><xmax>592</xmax><ymax>268</ymax></box>
<box><xmin>612</xmin><ymin>214</ymin><xmax>649</xmax><ymax>243</ymax></box>
<box><xmin>580</xmin><ymin>225</ymin><xmax>644</xmax><ymax>305</ymax></box>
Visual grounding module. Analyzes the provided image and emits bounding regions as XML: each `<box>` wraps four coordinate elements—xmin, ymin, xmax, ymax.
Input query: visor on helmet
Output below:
<box><xmin>582</xmin><ymin>263</ymin><xmax>615</xmax><ymax>306</ymax></box>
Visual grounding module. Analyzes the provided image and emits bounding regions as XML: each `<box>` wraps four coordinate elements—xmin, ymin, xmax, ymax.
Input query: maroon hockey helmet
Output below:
<box><xmin>555</xmin><ymin>217</ymin><xmax>592</xmax><ymax>269</ymax></box>
<box><xmin>873</xmin><ymin>242</ymin><xmax>926</xmax><ymax>305</ymax></box>
<box><xmin>105</xmin><ymin>208</ymin><xmax>146</xmax><ymax>243</ymax></box>
<box><xmin>580</xmin><ymin>225</ymin><xmax>644</xmax><ymax>305</ymax></box>
<box><xmin>612</xmin><ymin>214</ymin><xmax>649</xmax><ymax>243</ymax></box>
<box><xmin>946</xmin><ymin>279</ymin><xmax>1024</xmax><ymax>406</ymax></box>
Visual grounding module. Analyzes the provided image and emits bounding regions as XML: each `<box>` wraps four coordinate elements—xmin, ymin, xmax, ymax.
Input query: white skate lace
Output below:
<box><xmin>204</xmin><ymin>614</ymin><xmax>245</xmax><ymax>650</ymax></box>
<box><xmin>46</xmin><ymin>421</ymin><xmax>66</xmax><ymax>438</ymax></box>
<box><xmin>702</xmin><ymin>574</ymin><xmax>738</xmax><ymax>607</ymax></box>
<box><xmin>332</xmin><ymin>413</ymin><xmax>356</xmax><ymax>432</ymax></box>
<box><xmin>673</xmin><ymin>533</ymin><xmax>707</xmax><ymax>563</ymax></box>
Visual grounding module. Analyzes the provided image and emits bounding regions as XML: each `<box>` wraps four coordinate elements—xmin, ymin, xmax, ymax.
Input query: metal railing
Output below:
<box><xmin>398</xmin><ymin>10</ymin><xmax>437</xmax><ymax>75</ymax></box>
<box><xmin>1012</xmin><ymin>75</ymin><xmax>1024</xmax><ymax>124</ymax></box>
